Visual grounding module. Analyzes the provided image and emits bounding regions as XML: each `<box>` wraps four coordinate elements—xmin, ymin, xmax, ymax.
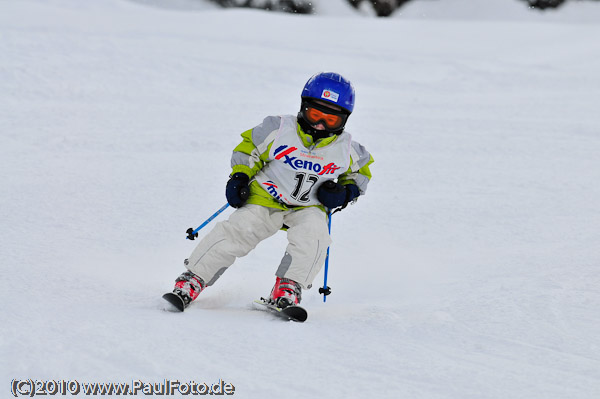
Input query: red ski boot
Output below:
<box><xmin>171</xmin><ymin>270</ymin><xmax>205</xmax><ymax>308</ymax></box>
<box><xmin>269</xmin><ymin>277</ymin><xmax>302</xmax><ymax>309</ymax></box>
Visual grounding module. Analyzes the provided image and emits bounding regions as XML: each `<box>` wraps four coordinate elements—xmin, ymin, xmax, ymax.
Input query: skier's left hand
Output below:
<box><xmin>317</xmin><ymin>181</ymin><xmax>360</xmax><ymax>210</ymax></box>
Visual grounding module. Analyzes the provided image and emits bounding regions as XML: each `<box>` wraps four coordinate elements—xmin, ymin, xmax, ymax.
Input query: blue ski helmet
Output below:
<box><xmin>301</xmin><ymin>72</ymin><xmax>355</xmax><ymax>114</ymax></box>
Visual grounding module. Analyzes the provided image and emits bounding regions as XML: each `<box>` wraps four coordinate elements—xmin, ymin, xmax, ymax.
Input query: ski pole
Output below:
<box><xmin>186</xmin><ymin>203</ymin><xmax>230</xmax><ymax>240</ymax></box>
<box><xmin>319</xmin><ymin>211</ymin><xmax>333</xmax><ymax>302</ymax></box>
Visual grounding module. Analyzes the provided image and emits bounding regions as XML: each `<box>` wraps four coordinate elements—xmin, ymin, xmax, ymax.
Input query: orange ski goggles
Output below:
<box><xmin>302</xmin><ymin>101</ymin><xmax>349</xmax><ymax>130</ymax></box>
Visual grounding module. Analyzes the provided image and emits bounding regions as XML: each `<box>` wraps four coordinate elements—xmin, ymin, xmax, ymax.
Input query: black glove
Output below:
<box><xmin>345</xmin><ymin>183</ymin><xmax>360</xmax><ymax>204</ymax></box>
<box><xmin>317</xmin><ymin>181</ymin><xmax>360</xmax><ymax>209</ymax></box>
<box><xmin>226</xmin><ymin>173</ymin><xmax>250</xmax><ymax>208</ymax></box>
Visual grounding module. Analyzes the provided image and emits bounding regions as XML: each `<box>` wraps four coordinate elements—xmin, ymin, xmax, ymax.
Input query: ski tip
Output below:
<box><xmin>284</xmin><ymin>306</ymin><xmax>308</xmax><ymax>323</ymax></box>
<box><xmin>162</xmin><ymin>292</ymin><xmax>186</xmax><ymax>312</ymax></box>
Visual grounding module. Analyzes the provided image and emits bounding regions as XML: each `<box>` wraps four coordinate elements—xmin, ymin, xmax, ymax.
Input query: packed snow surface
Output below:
<box><xmin>1</xmin><ymin>1</ymin><xmax>600</xmax><ymax>398</ymax></box>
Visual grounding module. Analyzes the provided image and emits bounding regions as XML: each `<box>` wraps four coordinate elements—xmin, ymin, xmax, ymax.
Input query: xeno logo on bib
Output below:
<box><xmin>274</xmin><ymin>145</ymin><xmax>341</xmax><ymax>175</ymax></box>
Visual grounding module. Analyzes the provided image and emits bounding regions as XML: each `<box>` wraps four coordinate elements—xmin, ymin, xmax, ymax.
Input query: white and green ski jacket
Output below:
<box><xmin>230</xmin><ymin>115</ymin><xmax>374</xmax><ymax>211</ymax></box>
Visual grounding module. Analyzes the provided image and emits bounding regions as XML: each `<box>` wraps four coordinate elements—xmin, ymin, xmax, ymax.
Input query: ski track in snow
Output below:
<box><xmin>1</xmin><ymin>1</ymin><xmax>600</xmax><ymax>398</ymax></box>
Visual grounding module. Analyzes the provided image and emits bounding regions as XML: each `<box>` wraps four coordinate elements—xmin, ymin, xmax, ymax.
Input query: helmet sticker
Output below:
<box><xmin>321</xmin><ymin>89</ymin><xmax>339</xmax><ymax>102</ymax></box>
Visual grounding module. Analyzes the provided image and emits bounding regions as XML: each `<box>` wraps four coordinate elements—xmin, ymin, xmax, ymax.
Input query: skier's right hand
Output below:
<box><xmin>226</xmin><ymin>172</ymin><xmax>250</xmax><ymax>208</ymax></box>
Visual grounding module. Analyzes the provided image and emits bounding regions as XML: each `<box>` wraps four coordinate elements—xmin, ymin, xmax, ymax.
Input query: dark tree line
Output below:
<box><xmin>208</xmin><ymin>0</ymin><xmax>599</xmax><ymax>16</ymax></box>
<box><xmin>524</xmin><ymin>0</ymin><xmax>567</xmax><ymax>9</ymax></box>
<box><xmin>209</xmin><ymin>0</ymin><xmax>313</xmax><ymax>13</ymax></box>
<box><xmin>347</xmin><ymin>0</ymin><xmax>410</xmax><ymax>17</ymax></box>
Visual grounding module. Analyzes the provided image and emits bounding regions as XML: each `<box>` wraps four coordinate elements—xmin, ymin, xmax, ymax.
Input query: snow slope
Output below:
<box><xmin>1</xmin><ymin>1</ymin><xmax>600</xmax><ymax>398</ymax></box>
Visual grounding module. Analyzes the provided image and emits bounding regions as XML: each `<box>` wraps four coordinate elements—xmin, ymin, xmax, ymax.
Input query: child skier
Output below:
<box><xmin>166</xmin><ymin>72</ymin><xmax>374</xmax><ymax>311</ymax></box>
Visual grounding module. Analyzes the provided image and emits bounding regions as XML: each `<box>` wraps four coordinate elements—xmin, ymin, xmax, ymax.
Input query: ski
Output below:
<box><xmin>253</xmin><ymin>298</ymin><xmax>308</xmax><ymax>322</ymax></box>
<box><xmin>163</xmin><ymin>293</ymin><xmax>308</xmax><ymax>322</ymax></box>
<box><xmin>162</xmin><ymin>292</ymin><xmax>186</xmax><ymax>312</ymax></box>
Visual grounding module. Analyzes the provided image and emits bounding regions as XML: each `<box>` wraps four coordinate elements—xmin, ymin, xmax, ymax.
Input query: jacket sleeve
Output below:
<box><xmin>338</xmin><ymin>140</ymin><xmax>374</xmax><ymax>195</ymax></box>
<box><xmin>230</xmin><ymin>116</ymin><xmax>281</xmax><ymax>178</ymax></box>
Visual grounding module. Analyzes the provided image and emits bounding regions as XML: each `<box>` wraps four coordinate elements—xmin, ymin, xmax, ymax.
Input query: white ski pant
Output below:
<box><xmin>185</xmin><ymin>204</ymin><xmax>332</xmax><ymax>290</ymax></box>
